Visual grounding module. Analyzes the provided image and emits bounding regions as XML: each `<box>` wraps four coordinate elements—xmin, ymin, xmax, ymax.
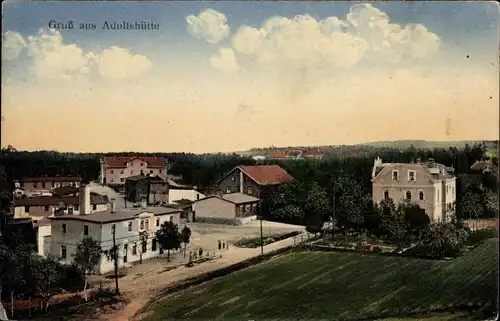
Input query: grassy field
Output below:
<box><xmin>143</xmin><ymin>239</ymin><xmax>498</xmax><ymax>321</ymax></box>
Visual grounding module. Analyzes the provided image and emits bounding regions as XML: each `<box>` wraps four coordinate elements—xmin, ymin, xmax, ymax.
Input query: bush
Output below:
<box><xmin>233</xmin><ymin>231</ymin><xmax>300</xmax><ymax>248</ymax></box>
<box><xmin>372</xmin><ymin>246</ymin><xmax>383</xmax><ymax>253</ymax></box>
<box><xmin>464</xmin><ymin>229</ymin><xmax>498</xmax><ymax>246</ymax></box>
<box><xmin>57</xmin><ymin>264</ymin><xmax>85</xmax><ymax>292</ymax></box>
<box><xmin>194</xmin><ymin>216</ymin><xmax>241</xmax><ymax>225</ymax></box>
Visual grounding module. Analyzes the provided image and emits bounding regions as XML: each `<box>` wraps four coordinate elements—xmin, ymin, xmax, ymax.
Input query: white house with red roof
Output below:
<box><xmin>100</xmin><ymin>156</ymin><xmax>168</xmax><ymax>187</ymax></box>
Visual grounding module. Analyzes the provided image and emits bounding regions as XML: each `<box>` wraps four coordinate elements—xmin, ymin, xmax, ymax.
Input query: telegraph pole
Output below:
<box><xmin>259</xmin><ymin>200</ymin><xmax>264</xmax><ymax>255</ymax></box>
<box><xmin>112</xmin><ymin>225</ymin><xmax>120</xmax><ymax>295</ymax></box>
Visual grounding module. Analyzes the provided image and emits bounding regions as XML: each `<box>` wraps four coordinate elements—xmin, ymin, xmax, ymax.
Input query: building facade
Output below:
<box><xmin>216</xmin><ymin>165</ymin><xmax>294</xmax><ymax>200</ymax></box>
<box><xmin>19</xmin><ymin>177</ymin><xmax>82</xmax><ymax>194</ymax></box>
<box><xmin>193</xmin><ymin>193</ymin><xmax>260</xmax><ymax>224</ymax></box>
<box><xmin>48</xmin><ymin>186</ymin><xmax>183</xmax><ymax>274</ymax></box>
<box><xmin>99</xmin><ymin>156</ymin><xmax>168</xmax><ymax>187</ymax></box>
<box><xmin>371</xmin><ymin>157</ymin><xmax>456</xmax><ymax>222</ymax></box>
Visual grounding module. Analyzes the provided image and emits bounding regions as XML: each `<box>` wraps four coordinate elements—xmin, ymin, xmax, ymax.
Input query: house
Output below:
<box><xmin>124</xmin><ymin>175</ymin><xmax>169</xmax><ymax>204</ymax></box>
<box><xmin>371</xmin><ymin>157</ymin><xmax>456</xmax><ymax>222</ymax></box>
<box><xmin>13</xmin><ymin>192</ymin><xmax>109</xmax><ymax>222</ymax></box>
<box><xmin>216</xmin><ymin>165</ymin><xmax>294</xmax><ymax>201</ymax></box>
<box><xmin>99</xmin><ymin>156</ymin><xmax>168</xmax><ymax>188</ymax></box>
<box><xmin>193</xmin><ymin>193</ymin><xmax>260</xmax><ymax>225</ymax></box>
<box><xmin>48</xmin><ymin>184</ymin><xmax>183</xmax><ymax>274</ymax></box>
<box><xmin>302</xmin><ymin>149</ymin><xmax>325</xmax><ymax>160</ymax></box>
<box><xmin>19</xmin><ymin>176</ymin><xmax>82</xmax><ymax>194</ymax></box>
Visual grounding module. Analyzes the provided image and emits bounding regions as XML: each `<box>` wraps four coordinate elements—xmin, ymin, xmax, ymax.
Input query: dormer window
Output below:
<box><xmin>408</xmin><ymin>170</ymin><xmax>416</xmax><ymax>181</ymax></box>
<box><xmin>392</xmin><ymin>170</ymin><xmax>399</xmax><ymax>181</ymax></box>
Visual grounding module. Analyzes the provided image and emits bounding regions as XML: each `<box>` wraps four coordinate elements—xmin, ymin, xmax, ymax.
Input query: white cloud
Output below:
<box><xmin>3</xmin><ymin>28</ymin><xmax>152</xmax><ymax>80</ymax></box>
<box><xmin>187</xmin><ymin>9</ymin><xmax>230</xmax><ymax>44</ymax></box>
<box><xmin>209</xmin><ymin>48</ymin><xmax>239</xmax><ymax>74</ymax></box>
<box><xmin>97</xmin><ymin>46</ymin><xmax>152</xmax><ymax>80</ymax></box>
<box><xmin>2</xmin><ymin>31</ymin><xmax>27</xmax><ymax>60</ymax></box>
<box><xmin>215</xmin><ymin>3</ymin><xmax>440</xmax><ymax>73</ymax></box>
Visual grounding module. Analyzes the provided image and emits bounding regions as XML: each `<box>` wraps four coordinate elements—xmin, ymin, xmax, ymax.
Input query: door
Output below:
<box><xmin>123</xmin><ymin>244</ymin><xmax>128</xmax><ymax>263</ymax></box>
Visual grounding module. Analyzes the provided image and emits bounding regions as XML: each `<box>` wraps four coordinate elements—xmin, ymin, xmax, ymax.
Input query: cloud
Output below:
<box><xmin>97</xmin><ymin>46</ymin><xmax>152</xmax><ymax>80</ymax></box>
<box><xmin>2</xmin><ymin>28</ymin><xmax>152</xmax><ymax>80</ymax></box>
<box><xmin>186</xmin><ymin>9</ymin><xmax>230</xmax><ymax>44</ymax></box>
<box><xmin>2</xmin><ymin>31</ymin><xmax>27</xmax><ymax>60</ymax></box>
<box><xmin>209</xmin><ymin>48</ymin><xmax>239</xmax><ymax>74</ymax></box>
<box><xmin>214</xmin><ymin>3</ymin><xmax>440</xmax><ymax>73</ymax></box>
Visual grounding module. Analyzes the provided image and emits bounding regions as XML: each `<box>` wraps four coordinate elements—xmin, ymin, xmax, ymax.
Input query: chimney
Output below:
<box><xmin>239</xmin><ymin>170</ymin><xmax>244</xmax><ymax>193</ymax></box>
<box><xmin>110</xmin><ymin>198</ymin><xmax>116</xmax><ymax>213</ymax></box>
<box><xmin>79</xmin><ymin>183</ymin><xmax>91</xmax><ymax>215</ymax></box>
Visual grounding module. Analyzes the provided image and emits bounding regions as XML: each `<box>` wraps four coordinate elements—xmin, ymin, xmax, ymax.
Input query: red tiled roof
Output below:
<box><xmin>239</xmin><ymin>165</ymin><xmax>294</xmax><ymax>186</ymax></box>
<box><xmin>102</xmin><ymin>156</ymin><xmax>165</xmax><ymax>168</ymax></box>
<box><xmin>269</xmin><ymin>152</ymin><xmax>287</xmax><ymax>159</ymax></box>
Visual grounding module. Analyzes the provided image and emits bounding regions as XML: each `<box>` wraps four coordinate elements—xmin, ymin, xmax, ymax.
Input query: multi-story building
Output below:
<box><xmin>371</xmin><ymin>157</ymin><xmax>456</xmax><ymax>222</ymax></box>
<box><xmin>99</xmin><ymin>156</ymin><xmax>168</xmax><ymax>188</ymax></box>
<box><xmin>48</xmin><ymin>184</ymin><xmax>183</xmax><ymax>274</ymax></box>
<box><xmin>18</xmin><ymin>176</ymin><xmax>82</xmax><ymax>195</ymax></box>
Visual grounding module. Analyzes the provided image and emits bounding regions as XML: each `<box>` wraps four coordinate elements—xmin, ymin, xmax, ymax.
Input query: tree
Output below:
<box><xmin>402</xmin><ymin>203</ymin><xmax>430</xmax><ymax>238</ymax></box>
<box><xmin>180</xmin><ymin>226</ymin><xmax>191</xmax><ymax>258</ymax></box>
<box><xmin>419</xmin><ymin>222</ymin><xmax>469</xmax><ymax>258</ymax></box>
<box><xmin>0</xmin><ymin>165</ymin><xmax>13</xmax><ymax>238</ymax></box>
<box><xmin>303</xmin><ymin>182</ymin><xmax>330</xmax><ymax>234</ymax></box>
<box><xmin>457</xmin><ymin>190</ymin><xmax>484</xmax><ymax>220</ymax></box>
<box><xmin>73</xmin><ymin>237</ymin><xmax>102</xmax><ymax>301</ymax></box>
<box><xmin>156</xmin><ymin>221</ymin><xmax>182</xmax><ymax>261</ymax></box>
<box><xmin>32</xmin><ymin>255</ymin><xmax>59</xmax><ymax>311</ymax></box>
<box><xmin>377</xmin><ymin>199</ymin><xmax>407</xmax><ymax>242</ymax></box>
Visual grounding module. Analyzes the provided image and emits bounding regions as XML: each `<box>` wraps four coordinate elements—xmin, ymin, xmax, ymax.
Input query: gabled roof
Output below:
<box><xmin>101</xmin><ymin>156</ymin><xmax>165</xmax><ymax>168</ymax></box>
<box><xmin>239</xmin><ymin>165</ymin><xmax>294</xmax><ymax>185</ymax></box>
<box><xmin>196</xmin><ymin>193</ymin><xmax>260</xmax><ymax>205</ymax></box>
<box><xmin>52</xmin><ymin>186</ymin><xmax>78</xmax><ymax>196</ymax></box>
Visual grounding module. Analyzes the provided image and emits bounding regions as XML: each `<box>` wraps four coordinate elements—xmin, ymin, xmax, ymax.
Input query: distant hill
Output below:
<box><xmin>355</xmin><ymin>140</ymin><xmax>486</xmax><ymax>149</ymax></box>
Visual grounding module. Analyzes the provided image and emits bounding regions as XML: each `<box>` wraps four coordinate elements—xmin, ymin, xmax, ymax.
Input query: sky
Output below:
<box><xmin>2</xmin><ymin>1</ymin><xmax>499</xmax><ymax>153</ymax></box>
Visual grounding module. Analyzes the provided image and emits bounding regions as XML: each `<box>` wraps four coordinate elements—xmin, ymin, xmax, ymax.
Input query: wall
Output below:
<box><xmin>14</xmin><ymin>204</ymin><xmax>108</xmax><ymax>220</ymax></box>
<box><xmin>193</xmin><ymin>197</ymin><xmax>236</xmax><ymax>219</ymax></box>
<box><xmin>218</xmin><ymin>168</ymin><xmax>262</xmax><ymax>197</ymax></box>
<box><xmin>169</xmin><ymin>189</ymin><xmax>205</xmax><ymax>203</ymax></box>
<box><xmin>235</xmin><ymin>202</ymin><xmax>259</xmax><ymax>217</ymax></box>
<box><xmin>49</xmin><ymin>220</ymin><xmax>103</xmax><ymax>265</ymax></box>
<box><xmin>105</xmin><ymin>159</ymin><xmax>167</xmax><ymax>185</ymax></box>
<box><xmin>372</xmin><ymin>164</ymin><xmax>438</xmax><ymax>220</ymax></box>
<box><xmin>98</xmin><ymin>212</ymin><xmax>180</xmax><ymax>274</ymax></box>
<box><xmin>37</xmin><ymin>225</ymin><xmax>51</xmax><ymax>257</ymax></box>
<box><xmin>22</xmin><ymin>181</ymin><xmax>80</xmax><ymax>193</ymax></box>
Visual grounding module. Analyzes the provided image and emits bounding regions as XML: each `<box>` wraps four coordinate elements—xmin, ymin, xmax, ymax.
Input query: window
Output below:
<box><xmin>42</xmin><ymin>182</ymin><xmax>46</xmax><ymax>188</ymax></box>
<box><xmin>226</xmin><ymin>187</ymin><xmax>231</xmax><ymax>194</ymax></box>
<box><xmin>384</xmin><ymin>190</ymin><xmax>389</xmax><ymax>199</ymax></box>
<box><xmin>142</xmin><ymin>241</ymin><xmax>147</xmax><ymax>253</ymax></box>
<box><xmin>231</xmin><ymin>176</ymin><xmax>235</xmax><ymax>182</ymax></box>
<box><xmin>169</xmin><ymin>216</ymin><xmax>173</xmax><ymax>221</ymax></box>
<box><xmin>406</xmin><ymin>191</ymin><xmax>412</xmax><ymax>201</ymax></box>
<box><xmin>110</xmin><ymin>170</ymin><xmax>114</xmax><ymax>174</ymax></box>
<box><xmin>75</xmin><ymin>205</ymin><xmax>79</xmax><ymax>211</ymax></box>
<box><xmin>62</xmin><ymin>224</ymin><xmax>66</xmax><ymax>234</ymax></box>
<box><xmin>140</xmin><ymin>170</ymin><xmax>144</xmax><ymax>175</ymax></box>
<box><xmin>141</xmin><ymin>163</ymin><xmax>144</xmax><ymax>167</ymax></box>
<box><xmin>128</xmin><ymin>221</ymin><xmax>133</xmax><ymax>231</ymax></box>
<box><xmin>245</xmin><ymin>204</ymin><xmax>251</xmax><ymax>212</ymax></box>
<box><xmin>241</xmin><ymin>205</ymin><xmax>246</xmax><ymax>213</ymax></box>
<box><xmin>120</xmin><ymin>170</ymin><xmax>124</xmax><ymax>174</ymax></box>
<box><xmin>34</xmin><ymin>183</ymin><xmax>38</xmax><ymax>188</ymax></box>
<box><xmin>68</xmin><ymin>206</ymin><xmax>74</xmax><ymax>215</ymax></box>
<box><xmin>44</xmin><ymin>205</ymin><xmax>49</xmax><ymax>211</ymax></box>
<box><xmin>123</xmin><ymin>244</ymin><xmax>128</xmax><ymax>263</ymax></box>
<box><xmin>110</xmin><ymin>178</ymin><xmax>114</xmax><ymax>183</ymax></box>
<box><xmin>392</xmin><ymin>170</ymin><xmax>399</xmax><ymax>181</ymax></box>
<box><xmin>24</xmin><ymin>206</ymin><xmax>30</xmax><ymax>212</ymax></box>
<box><xmin>247</xmin><ymin>187</ymin><xmax>253</xmax><ymax>195</ymax></box>
<box><xmin>150</xmin><ymin>170</ymin><xmax>153</xmax><ymax>174</ymax></box>
<box><xmin>159</xmin><ymin>170</ymin><xmax>162</xmax><ymax>174</ymax></box>
<box><xmin>152</xmin><ymin>239</ymin><xmax>157</xmax><ymax>251</ymax></box>
<box><xmin>92</xmin><ymin>204</ymin><xmax>97</xmax><ymax>210</ymax></box>
<box><xmin>156</xmin><ymin>218</ymin><xmax>160</xmax><ymax>227</ymax></box>
<box><xmin>140</xmin><ymin>220</ymin><xmax>144</xmax><ymax>229</ymax></box>
<box><xmin>145</xmin><ymin>219</ymin><xmax>149</xmax><ymax>229</ymax></box>
<box><xmin>131</xmin><ymin>170</ymin><xmax>134</xmax><ymax>175</ymax></box>
<box><xmin>52</xmin><ymin>181</ymin><xmax>55</xmax><ymax>188</ymax></box>
<box><xmin>61</xmin><ymin>245</ymin><xmax>67</xmax><ymax>259</ymax></box>
<box><xmin>84</xmin><ymin>225</ymin><xmax>89</xmax><ymax>236</ymax></box>
<box><xmin>196</xmin><ymin>194</ymin><xmax>200</xmax><ymax>200</ymax></box>
<box><xmin>121</xmin><ymin>178</ymin><xmax>125</xmax><ymax>182</ymax></box>
<box><xmin>419</xmin><ymin>191</ymin><xmax>424</xmax><ymax>200</ymax></box>
<box><xmin>132</xmin><ymin>244</ymin><xmax>137</xmax><ymax>255</ymax></box>
<box><xmin>408</xmin><ymin>170</ymin><xmax>416</xmax><ymax>181</ymax></box>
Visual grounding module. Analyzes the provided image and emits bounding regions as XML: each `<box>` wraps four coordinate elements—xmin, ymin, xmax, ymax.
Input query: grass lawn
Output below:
<box><xmin>143</xmin><ymin>239</ymin><xmax>498</xmax><ymax>321</ymax></box>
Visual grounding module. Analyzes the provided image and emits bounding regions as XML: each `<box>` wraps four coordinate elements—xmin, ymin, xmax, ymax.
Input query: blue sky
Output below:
<box><xmin>2</xmin><ymin>1</ymin><xmax>499</xmax><ymax>152</ymax></box>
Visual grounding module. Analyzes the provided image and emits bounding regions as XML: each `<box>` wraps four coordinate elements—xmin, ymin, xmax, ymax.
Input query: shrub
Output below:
<box><xmin>372</xmin><ymin>246</ymin><xmax>383</xmax><ymax>253</ymax></box>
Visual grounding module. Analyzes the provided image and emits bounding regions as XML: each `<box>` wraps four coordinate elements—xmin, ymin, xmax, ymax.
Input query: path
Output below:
<box><xmin>99</xmin><ymin>234</ymin><xmax>305</xmax><ymax>321</ymax></box>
